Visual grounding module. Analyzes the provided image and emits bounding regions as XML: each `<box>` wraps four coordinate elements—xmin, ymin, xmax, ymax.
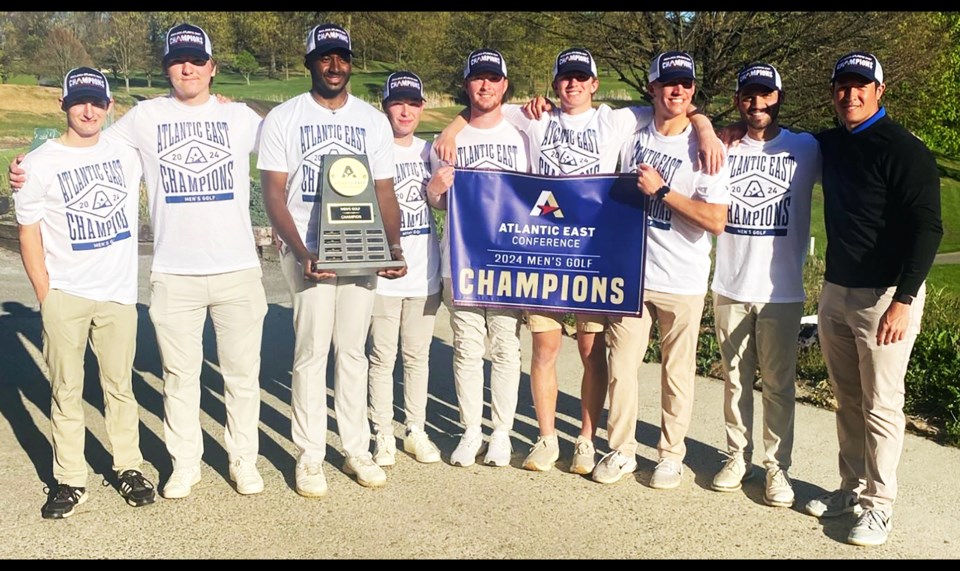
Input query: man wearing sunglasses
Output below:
<box><xmin>596</xmin><ymin>51</ymin><xmax>730</xmax><ymax>489</ymax></box>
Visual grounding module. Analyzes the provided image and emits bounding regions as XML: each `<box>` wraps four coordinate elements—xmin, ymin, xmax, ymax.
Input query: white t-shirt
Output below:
<box><xmin>502</xmin><ymin>103</ymin><xmax>651</xmax><ymax>175</ymax></box>
<box><xmin>712</xmin><ymin>129</ymin><xmax>821</xmax><ymax>303</ymax></box>
<box><xmin>15</xmin><ymin>139</ymin><xmax>142</xmax><ymax>304</ymax></box>
<box><xmin>620</xmin><ymin>122</ymin><xmax>730</xmax><ymax>295</ymax></box>
<box><xmin>107</xmin><ymin>96</ymin><xmax>263</xmax><ymax>275</ymax></box>
<box><xmin>256</xmin><ymin>93</ymin><xmax>394</xmax><ymax>253</ymax></box>
<box><xmin>377</xmin><ymin>137</ymin><xmax>441</xmax><ymax>297</ymax></box>
<box><xmin>429</xmin><ymin>119</ymin><xmax>531</xmax><ymax>279</ymax></box>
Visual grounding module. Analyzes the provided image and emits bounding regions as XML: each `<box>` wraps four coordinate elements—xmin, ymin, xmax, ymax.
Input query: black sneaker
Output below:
<box><xmin>117</xmin><ymin>469</ymin><xmax>156</xmax><ymax>507</ymax></box>
<box><xmin>41</xmin><ymin>484</ymin><xmax>88</xmax><ymax>519</ymax></box>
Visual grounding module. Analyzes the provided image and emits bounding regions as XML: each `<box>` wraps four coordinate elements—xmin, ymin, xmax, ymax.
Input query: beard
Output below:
<box><xmin>745</xmin><ymin>105</ymin><xmax>780</xmax><ymax>130</ymax></box>
<box><xmin>469</xmin><ymin>93</ymin><xmax>502</xmax><ymax>113</ymax></box>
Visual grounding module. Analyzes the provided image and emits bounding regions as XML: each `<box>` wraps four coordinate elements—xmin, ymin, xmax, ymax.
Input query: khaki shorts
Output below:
<box><xmin>525</xmin><ymin>310</ymin><xmax>606</xmax><ymax>334</ymax></box>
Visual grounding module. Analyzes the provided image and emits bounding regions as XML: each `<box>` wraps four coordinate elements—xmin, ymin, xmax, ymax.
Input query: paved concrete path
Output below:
<box><xmin>0</xmin><ymin>247</ymin><xmax>958</xmax><ymax>559</ymax></box>
<box><xmin>934</xmin><ymin>251</ymin><xmax>960</xmax><ymax>265</ymax></box>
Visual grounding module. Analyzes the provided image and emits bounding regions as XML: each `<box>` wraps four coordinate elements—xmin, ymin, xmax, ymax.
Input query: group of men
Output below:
<box><xmin>8</xmin><ymin>21</ymin><xmax>942</xmax><ymax>549</ymax></box>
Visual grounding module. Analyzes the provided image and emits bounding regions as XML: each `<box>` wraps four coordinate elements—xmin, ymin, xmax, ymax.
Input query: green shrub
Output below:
<box><xmin>248</xmin><ymin>178</ymin><xmax>270</xmax><ymax>227</ymax></box>
<box><xmin>904</xmin><ymin>287</ymin><xmax>960</xmax><ymax>444</ymax></box>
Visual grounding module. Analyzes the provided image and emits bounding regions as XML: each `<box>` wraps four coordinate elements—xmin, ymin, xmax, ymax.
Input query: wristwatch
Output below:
<box><xmin>655</xmin><ymin>185</ymin><xmax>671</xmax><ymax>199</ymax></box>
<box><xmin>893</xmin><ymin>292</ymin><xmax>915</xmax><ymax>305</ymax></box>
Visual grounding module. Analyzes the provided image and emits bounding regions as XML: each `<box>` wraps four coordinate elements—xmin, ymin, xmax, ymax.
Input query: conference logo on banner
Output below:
<box><xmin>449</xmin><ymin>168</ymin><xmax>646</xmax><ymax>316</ymax></box>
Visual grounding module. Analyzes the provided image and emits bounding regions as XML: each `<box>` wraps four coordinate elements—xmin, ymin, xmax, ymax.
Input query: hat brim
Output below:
<box><xmin>384</xmin><ymin>92</ymin><xmax>425</xmax><ymax>104</ymax></box>
<box><xmin>554</xmin><ymin>63</ymin><xmax>596</xmax><ymax>80</ymax></box>
<box><xmin>653</xmin><ymin>71</ymin><xmax>695</xmax><ymax>84</ymax></box>
<box><xmin>737</xmin><ymin>80</ymin><xmax>780</xmax><ymax>93</ymax></box>
<box><xmin>62</xmin><ymin>88</ymin><xmax>110</xmax><ymax>107</ymax></box>
<box><xmin>306</xmin><ymin>45</ymin><xmax>353</xmax><ymax>61</ymax></box>
<box><xmin>163</xmin><ymin>48</ymin><xmax>211</xmax><ymax>66</ymax></box>
<box><xmin>831</xmin><ymin>70</ymin><xmax>877</xmax><ymax>84</ymax></box>
<box><xmin>465</xmin><ymin>63</ymin><xmax>506</xmax><ymax>79</ymax></box>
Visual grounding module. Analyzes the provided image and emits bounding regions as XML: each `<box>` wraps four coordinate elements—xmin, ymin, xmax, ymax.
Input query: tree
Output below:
<box><xmin>6</xmin><ymin>11</ymin><xmax>55</xmax><ymax>80</ymax></box>
<box><xmin>0</xmin><ymin>13</ymin><xmax>14</xmax><ymax>83</ymax></box>
<box><xmin>38</xmin><ymin>25</ymin><xmax>92</xmax><ymax>85</ymax></box>
<box><xmin>526</xmin><ymin>11</ymin><xmax>948</xmax><ymax>135</ymax></box>
<box><xmin>436</xmin><ymin>11</ymin><xmax>565</xmax><ymax>103</ymax></box>
<box><xmin>62</xmin><ymin>11</ymin><xmax>110</xmax><ymax>66</ymax></box>
<box><xmin>143</xmin><ymin>12</ymin><xmax>177</xmax><ymax>89</ymax></box>
<box><xmin>234</xmin><ymin>49</ymin><xmax>258</xmax><ymax>85</ymax></box>
<box><xmin>888</xmin><ymin>12</ymin><xmax>960</xmax><ymax>157</ymax></box>
<box><xmin>274</xmin><ymin>12</ymin><xmax>312</xmax><ymax>81</ymax></box>
<box><xmin>107</xmin><ymin>12</ymin><xmax>149</xmax><ymax>92</ymax></box>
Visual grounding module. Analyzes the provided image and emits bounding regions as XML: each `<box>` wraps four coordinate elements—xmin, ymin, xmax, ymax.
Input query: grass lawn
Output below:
<box><xmin>806</xmin><ymin>176</ymin><xmax>959</xmax><ymax>258</ymax></box>
<box><xmin>927</xmin><ymin>264</ymin><xmax>960</xmax><ymax>297</ymax></box>
<box><xmin>937</xmin><ymin>168</ymin><xmax>960</xmax><ymax>253</ymax></box>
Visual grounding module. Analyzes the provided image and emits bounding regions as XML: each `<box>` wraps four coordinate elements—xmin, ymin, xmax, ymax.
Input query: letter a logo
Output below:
<box><xmin>530</xmin><ymin>190</ymin><xmax>564</xmax><ymax>218</ymax></box>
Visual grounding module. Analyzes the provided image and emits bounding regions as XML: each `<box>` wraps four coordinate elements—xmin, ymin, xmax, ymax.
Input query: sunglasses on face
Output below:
<box><xmin>558</xmin><ymin>73</ymin><xmax>593</xmax><ymax>83</ymax></box>
<box><xmin>662</xmin><ymin>79</ymin><xmax>695</xmax><ymax>89</ymax></box>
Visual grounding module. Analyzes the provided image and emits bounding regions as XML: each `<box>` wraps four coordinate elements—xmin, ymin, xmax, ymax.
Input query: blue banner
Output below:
<box><xmin>449</xmin><ymin>168</ymin><xmax>646</xmax><ymax>316</ymax></box>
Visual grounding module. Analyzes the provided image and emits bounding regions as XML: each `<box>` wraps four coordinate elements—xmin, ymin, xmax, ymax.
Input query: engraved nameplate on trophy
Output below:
<box><xmin>313</xmin><ymin>154</ymin><xmax>405</xmax><ymax>276</ymax></box>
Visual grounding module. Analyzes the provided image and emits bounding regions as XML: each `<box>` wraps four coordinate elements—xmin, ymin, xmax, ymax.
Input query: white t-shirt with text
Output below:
<box><xmin>377</xmin><ymin>137</ymin><xmax>441</xmax><ymax>297</ymax></box>
<box><xmin>620</xmin><ymin>122</ymin><xmax>730</xmax><ymax>295</ymax></box>
<box><xmin>107</xmin><ymin>96</ymin><xmax>263</xmax><ymax>275</ymax></box>
<box><xmin>15</xmin><ymin>139</ymin><xmax>143</xmax><ymax>304</ymax></box>
<box><xmin>256</xmin><ymin>93</ymin><xmax>394</xmax><ymax>253</ymax></box>
<box><xmin>712</xmin><ymin>129</ymin><xmax>821</xmax><ymax>303</ymax></box>
<box><xmin>429</xmin><ymin>119</ymin><xmax>531</xmax><ymax>279</ymax></box>
<box><xmin>502</xmin><ymin>103</ymin><xmax>650</xmax><ymax>175</ymax></box>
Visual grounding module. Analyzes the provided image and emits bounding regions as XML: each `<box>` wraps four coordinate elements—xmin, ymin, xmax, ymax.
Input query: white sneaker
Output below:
<box><xmin>649</xmin><ymin>458</ymin><xmax>684</xmax><ymax>490</ymax></box>
<box><xmin>764</xmin><ymin>467</ymin><xmax>795</xmax><ymax>508</ymax></box>
<box><xmin>229</xmin><ymin>457</ymin><xmax>264</xmax><ymax>495</ymax></box>
<box><xmin>484</xmin><ymin>431</ymin><xmax>512</xmax><ymax>467</ymax></box>
<box><xmin>591</xmin><ymin>450</ymin><xmax>637</xmax><ymax>484</ymax></box>
<box><xmin>848</xmin><ymin>508</ymin><xmax>893</xmax><ymax>546</ymax></box>
<box><xmin>295</xmin><ymin>461</ymin><xmax>328</xmax><ymax>498</ymax></box>
<box><xmin>403</xmin><ymin>425</ymin><xmax>441</xmax><ymax>464</ymax></box>
<box><xmin>343</xmin><ymin>455</ymin><xmax>387</xmax><ymax>488</ymax></box>
<box><xmin>162</xmin><ymin>466</ymin><xmax>201</xmax><ymax>499</ymax></box>
<box><xmin>373</xmin><ymin>432</ymin><xmax>397</xmax><ymax>467</ymax></box>
<box><xmin>805</xmin><ymin>488</ymin><xmax>862</xmax><ymax>518</ymax></box>
<box><xmin>710</xmin><ymin>453</ymin><xmax>753</xmax><ymax>492</ymax></box>
<box><xmin>569</xmin><ymin>436</ymin><xmax>597</xmax><ymax>475</ymax></box>
<box><xmin>522</xmin><ymin>433</ymin><xmax>560</xmax><ymax>472</ymax></box>
<box><xmin>450</xmin><ymin>427</ymin><xmax>483</xmax><ymax>467</ymax></box>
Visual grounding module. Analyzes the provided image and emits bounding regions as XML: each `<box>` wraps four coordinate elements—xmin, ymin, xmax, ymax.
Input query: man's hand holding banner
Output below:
<box><xmin>448</xmin><ymin>168</ymin><xmax>646</xmax><ymax>316</ymax></box>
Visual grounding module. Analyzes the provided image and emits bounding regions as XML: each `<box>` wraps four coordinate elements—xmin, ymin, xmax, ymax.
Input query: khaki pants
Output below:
<box><xmin>818</xmin><ymin>281</ymin><xmax>925</xmax><ymax>516</ymax></box>
<box><xmin>368</xmin><ymin>292</ymin><xmax>440</xmax><ymax>433</ymax></box>
<box><xmin>149</xmin><ymin>268</ymin><xmax>267</xmax><ymax>470</ymax></box>
<box><xmin>442</xmin><ymin>278</ymin><xmax>522</xmax><ymax>433</ymax></box>
<box><xmin>42</xmin><ymin>290</ymin><xmax>142</xmax><ymax>487</ymax></box>
<box><xmin>714</xmin><ymin>294</ymin><xmax>803</xmax><ymax>469</ymax></box>
<box><xmin>282</xmin><ymin>249</ymin><xmax>376</xmax><ymax>462</ymax></box>
<box><xmin>606</xmin><ymin>290</ymin><xmax>705</xmax><ymax>460</ymax></box>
